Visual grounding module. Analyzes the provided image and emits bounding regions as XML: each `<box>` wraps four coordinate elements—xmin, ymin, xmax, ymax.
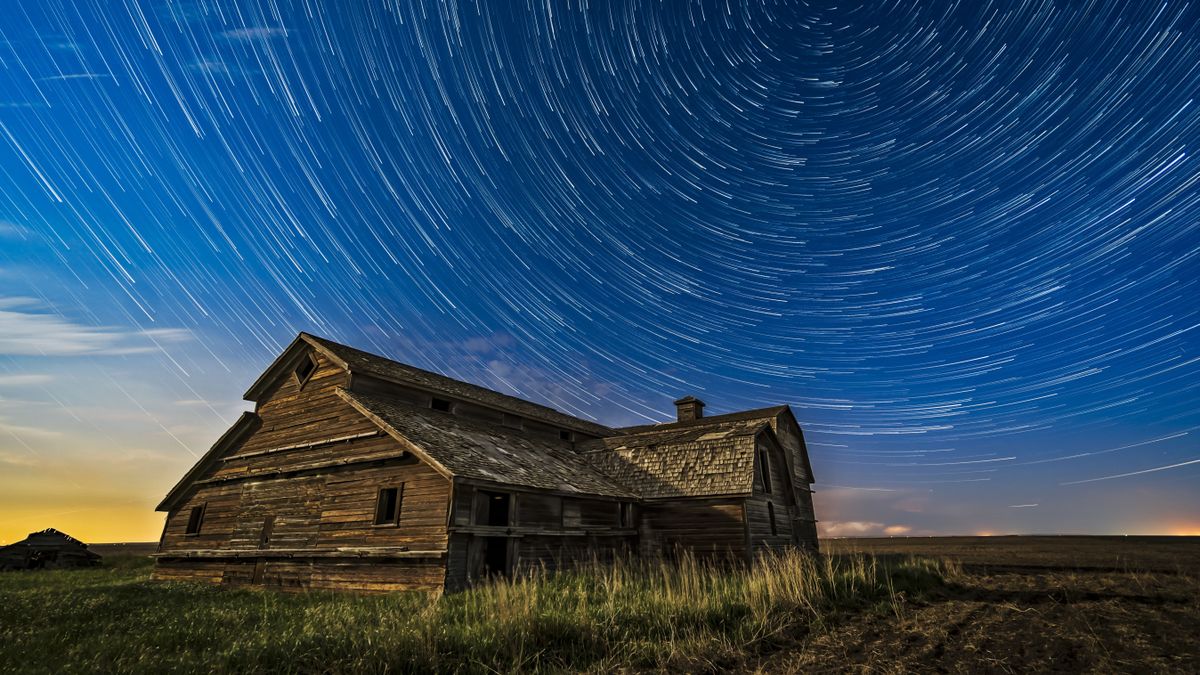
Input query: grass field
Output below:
<box><xmin>1</xmin><ymin>537</ymin><xmax>1197</xmax><ymax>673</ymax></box>
<box><xmin>0</xmin><ymin>549</ymin><xmax>950</xmax><ymax>674</ymax></box>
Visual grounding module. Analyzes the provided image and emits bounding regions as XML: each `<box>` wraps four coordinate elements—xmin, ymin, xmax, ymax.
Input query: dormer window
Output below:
<box><xmin>431</xmin><ymin>397</ymin><xmax>453</xmax><ymax>412</ymax></box>
<box><xmin>294</xmin><ymin>353</ymin><xmax>317</xmax><ymax>387</ymax></box>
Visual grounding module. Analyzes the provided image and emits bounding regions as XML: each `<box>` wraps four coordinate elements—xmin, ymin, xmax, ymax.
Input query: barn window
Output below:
<box><xmin>758</xmin><ymin>447</ymin><xmax>772</xmax><ymax>494</ymax></box>
<box><xmin>768</xmin><ymin>502</ymin><xmax>778</xmax><ymax>536</ymax></box>
<box><xmin>559</xmin><ymin>430</ymin><xmax>573</xmax><ymax>441</ymax></box>
<box><xmin>619</xmin><ymin>502</ymin><xmax>634</xmax><ymax>528</ymax></box>
<box><xmin>185</xmin><ymin>503</ymin><xmax>206</xmax><ymax>535</ymax></box>
<box><xmin>431</xmin><ymin>397</ymin><xmax>453</xmax><ymax>412</ymax></box>
<box><xmin>374</xmin><ymin>485</ymin><xmax>405</xmax><ymax>526</ymax></box>
<box><xmin>259</xmin><ymin>515</ymin><xmax>276</xmax><ymax>548</ymax></box>
<box><xmin>294</xmin><ymin>353</ymin><xmax>317</xmax><ymax>387</ymax></box>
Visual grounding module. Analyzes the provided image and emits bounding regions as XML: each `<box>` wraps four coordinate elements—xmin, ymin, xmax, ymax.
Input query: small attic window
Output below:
<box><xmin>559</xmin><ymin>430</ymin><xmax>574</xmax><ymax>442</ymax></box>
<box><xmin>185</xmin><ymin>503</ymin><xmax>206</xmax><ymax>535</ymax></box>
<box><xmin>294</xmin><ymin>353</ymin><xmax>317</xmax><ymax>387</ymax></box>
<box><xmin>431</xmin><ymin>397</ymin><xmax>453</xmax><ymax>412</ymax></box>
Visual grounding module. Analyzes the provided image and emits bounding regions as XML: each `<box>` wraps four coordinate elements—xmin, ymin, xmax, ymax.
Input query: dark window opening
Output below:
<box><xmin>559</xmin><ymin>430</ymin><xmax>573</xmax><ymax>441</ymax></box>
<box><xmin>481</xmin><ymin>537</ymin><xmax>510</xmax><ymax>578</ymax></box>
<box><xmin>374</xmin><ymin>485</ymin><xmax>404</xmax><ymax>526</ymax></box>
<box><xmin>185</xmin><ymin>503</ymin><xmax>206</xmax><ymax>535</ymax></box>
<box><xmin>294</xmin><ymin>353</ymin><xmax>317</xmax><ymax>386</ymax></box>
<box><xmin>619</xmin><ymin>502</ymin><xmax>634</xmax><ymax>528</ymax></box>
<box><xmin>758</xmin><ymin>447</ymin><xmax>772</xmax><ymax>494</ymax></box>
<box><xmin>768</xmin><ymin>502</ymin><xmax>778</xmax><ymax>536</ymax></box>
<box><xmin>431</xmin><ymin>397</ymin><xmax>452</xmax><ymax>412</ymax></box>
<box><xmin>259</xmin><ymin>515</ymin><xmax>276</xmax><ymax>548</ymax></box>
<box><xmin>482</xmin><ymin>491</ymin><xmax>511</xmax><ymax>527</ymax></box>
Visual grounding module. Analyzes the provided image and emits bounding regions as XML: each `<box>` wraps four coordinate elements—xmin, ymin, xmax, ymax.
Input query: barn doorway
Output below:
<box><xmin>482</xmin><ymin>537</ymin><xmax>510</xmax><ymax>578</ymax></box>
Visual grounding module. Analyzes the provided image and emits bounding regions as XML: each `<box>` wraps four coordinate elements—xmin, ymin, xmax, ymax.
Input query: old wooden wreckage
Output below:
<box><xmin>0</xmin><ymin>528</ymin><xmax>101</xmax><ymax>570</ymax></box>
<box><xmin>153</xmin><ymin>333</ymin><xmax>818</xmax><ymax>592</ymax></box>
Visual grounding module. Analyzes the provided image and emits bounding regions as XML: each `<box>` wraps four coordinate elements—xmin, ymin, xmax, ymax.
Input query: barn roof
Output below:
<box><xmin>245</xmin><ymin>333</ymin><xmax>612</xmax><ymax>437</ymax></box>
<box><xmin>339</xmin><ymin>389</ymin><xmax>636</xmax><ymax>499</ymax></box>
<box><xmin>615</xmin><ymin>404</ymin><xmax>814</xmax><ymax>485</ymax></box>
<box><xmin>1</xmin><ymin>528</ymin><xmax>98</xmax><ymax>554</ymax></box>
<box><xmin>577</xmin><ymin>414</ymin><xmax>779</xmax><ymax>499</ymax></box>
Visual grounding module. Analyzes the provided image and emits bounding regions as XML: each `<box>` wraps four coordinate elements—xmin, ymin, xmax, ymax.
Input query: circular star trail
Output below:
<box><xmin>0</xmin><ymin>1</ymin><xmax>1197</xmax><ymax>530</ymax></box>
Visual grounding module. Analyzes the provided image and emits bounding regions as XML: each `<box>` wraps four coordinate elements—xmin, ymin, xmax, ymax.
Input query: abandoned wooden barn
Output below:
<box><xmin>0</xmin><ymin>528</ymin><xmax>101</xmax><ymax>571</ymax></box>
<box><xmin>153</xmin><ymin>333</ymin><xmax>818</xmax><ymax>592</ymax></box>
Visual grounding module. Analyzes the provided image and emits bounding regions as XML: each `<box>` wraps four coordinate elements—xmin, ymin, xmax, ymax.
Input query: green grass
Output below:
<box><xmin>0</xmin><ymin>551</ymin><xmax>957</xmax><ymax>674</ymax></box>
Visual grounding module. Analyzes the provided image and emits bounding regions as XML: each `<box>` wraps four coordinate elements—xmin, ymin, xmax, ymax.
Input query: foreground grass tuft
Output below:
<box><xmin>0</xmin><ymin>551</ymin><xmax>956</xmax><ymax>673</ymax></box>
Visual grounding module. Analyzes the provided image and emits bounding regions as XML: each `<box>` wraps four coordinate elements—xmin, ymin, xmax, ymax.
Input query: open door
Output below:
<box><xmin>468</xmin><ymin>536</ymin><xmax>513</xmax><ymax>581</ymax></box>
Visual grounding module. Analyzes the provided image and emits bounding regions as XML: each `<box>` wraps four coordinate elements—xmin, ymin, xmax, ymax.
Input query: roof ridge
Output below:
<box><xmin>614</xmin><ymin>405</ymin><xmax>788</xmax><ymax>435</ymax></box>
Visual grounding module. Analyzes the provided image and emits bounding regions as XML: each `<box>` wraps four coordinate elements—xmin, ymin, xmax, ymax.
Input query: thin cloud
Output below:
<box><xmin>0</xmin><ymin>298</ymin><xmax>190</xmax><ymax>356</ymax></box>
<box><xmin>1062</xmin><ymin>458</ymin><xmax>1200</xmax><ymax>485</ymax></box>
<box><xmin>818</xmin><ymin>484</ymin><xmax>898</xmax><ymax>492</ymax></box>
<box><xmin>0</xmin><ymin>374</ymin><xmax>53</xmax><ymax>386</ymax></box>
<box><xmin>1008</xmin><ymin>503</ymin><xmax>1039</xmax><ymax>508</ymax></box>
<box><xmin>0</xmin><ymin>420</ymin><xmax>62</xmax><ymax>440</ymax></box>
<box><xmin>220</xmin><ymin>26</ymin><xmax>287</xmax><ymax>42</ymax></box>
<box><xmin>1015</xmin><ymin>431</ymin><xmax>1193</xmax><ymax>466</ymax></box>
<box><xmin>819</xmin><ymin>521</ymin><xmax>914</xmax><ymax>537</ymax></box>
<box><xmin>38</xmin><ymin>73</ymin><xmax>112</xmax><ymax>82</ymax></box>
<box><xmin>0</xmin><ymin>222</ymin><xmax>33</xmax><ymax>238</ymax></box>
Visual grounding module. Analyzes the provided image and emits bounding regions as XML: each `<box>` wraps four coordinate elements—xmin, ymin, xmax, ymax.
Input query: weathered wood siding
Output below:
<box><xmin>154</xmin><ymin>348</ymin><xmax>452</xmax><ymax>592</ymax></box>
<box><xmin>639</xmin><ymin>497</ymin><xmax>747</xmax><ymax>562</ymax></box>
<box><xmin>444</xmin><ymin>484</ymin><xmax>636</xmax><ymax>589</ymax></box>
<box><xmin>747</xmin><ymin>436</ymin><xmax>797</xmax><ymax>553</ymax></box>
<box><xmin>769</xmin><ymin>413</ymin><xmax>819</xmax><ymax>551</ymax></box>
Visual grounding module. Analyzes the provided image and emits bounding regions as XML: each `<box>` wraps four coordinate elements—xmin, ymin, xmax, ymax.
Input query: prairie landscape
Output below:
<box><xmin>1</xmin><ymin>536</ymin><xmax>1196</xmax><ymax>673</ymax></box>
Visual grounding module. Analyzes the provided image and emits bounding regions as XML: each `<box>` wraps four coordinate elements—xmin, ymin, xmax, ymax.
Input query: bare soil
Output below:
<box><xmin>755</xmin><ymin>536</ymin><xmax>1200</xmax><ymax>674</ymax></box>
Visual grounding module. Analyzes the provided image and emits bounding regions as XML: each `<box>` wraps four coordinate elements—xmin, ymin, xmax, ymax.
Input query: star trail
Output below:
<box><xmin>0</xmin><ymin>0</ymin><xmax>1197</xmax><ymax>542</ymax></box>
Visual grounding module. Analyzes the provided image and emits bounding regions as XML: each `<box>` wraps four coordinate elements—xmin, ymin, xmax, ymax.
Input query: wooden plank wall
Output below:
<box><xmin>747</xmin><ymin>437</ymin><xmax>798</xmax><ymax>554</ymax></box>
<box><xmin>639</xmin><ymin>497</ymin><xmax>747</xmax><ymax>562</ymax></box>
<box><xmin>771</xmin><ymin>413</ymin><xmax>819</xmax><ymax>550</ymax></box>
<box><xmin>444</xmin><ymin>485</ymin><xmax>635</xmax><ymax>589</ymax></box>
<box><xmin>154</xmin><ymin>348</ymin><xmax>452</xmax><ymax>592</ymax></box>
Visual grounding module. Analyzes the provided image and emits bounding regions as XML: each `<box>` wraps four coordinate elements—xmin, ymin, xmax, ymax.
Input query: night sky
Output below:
<box><xmin>1</xmin><ymin>1</ymin><xmax>1197</xmax><ymax>543</ymax></box>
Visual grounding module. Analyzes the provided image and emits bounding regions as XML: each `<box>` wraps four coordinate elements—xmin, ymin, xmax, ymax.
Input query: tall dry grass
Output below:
<box><xmin>0</xmin><ymin>550</ymin><xmax>958</xmax><ymax>673</ymax></box>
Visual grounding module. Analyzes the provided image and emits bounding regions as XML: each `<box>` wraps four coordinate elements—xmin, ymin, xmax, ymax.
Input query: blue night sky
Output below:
<box><xmin>0</xmin><ymin>0</ymin><xmax>1197</xmax><ymax>543</ymax></box>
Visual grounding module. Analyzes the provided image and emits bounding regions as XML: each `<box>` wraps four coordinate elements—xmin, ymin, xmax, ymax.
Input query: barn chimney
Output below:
<box><xmin>674</xmin><ymin>396</ymin><xmax>705</xmax><ymax>422</ymax></box>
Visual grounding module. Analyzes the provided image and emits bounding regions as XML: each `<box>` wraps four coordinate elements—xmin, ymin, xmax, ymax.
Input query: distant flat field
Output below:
<box><xmin>766</xmin><ymin>536</ymin><xmax>1200</xmax><ymax>673</ymax></box>
<box><xmin>87</xmin><ymin>542</ymin><xmax>159</xmax><ymax>557</ymax></box>
<box><xmin>822</xmin><ymin>535</ymin><xmax>1200</xmax><ymax>574</ymax></box>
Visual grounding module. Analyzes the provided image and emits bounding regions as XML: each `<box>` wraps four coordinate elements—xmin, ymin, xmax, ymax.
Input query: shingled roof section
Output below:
<box><xmin>339</xmin><ymin>388</ymin><xmax>636</xmax><ymax>499</ymax></box>
<box><xmin>577</xmin><ymin>415</ymin><xmax>775</xmax><ymax>499</ymax></box>
<box><xmin>304</xmin><ymin>334</ymin><xmax>613</xmax><ymax>437</ymax></box>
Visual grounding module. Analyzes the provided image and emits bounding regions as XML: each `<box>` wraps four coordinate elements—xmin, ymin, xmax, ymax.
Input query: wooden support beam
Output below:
<box><xmin>153</xmin><ymin>547</ymin><xmax>446</xmax><ymax>560</ymax></box>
